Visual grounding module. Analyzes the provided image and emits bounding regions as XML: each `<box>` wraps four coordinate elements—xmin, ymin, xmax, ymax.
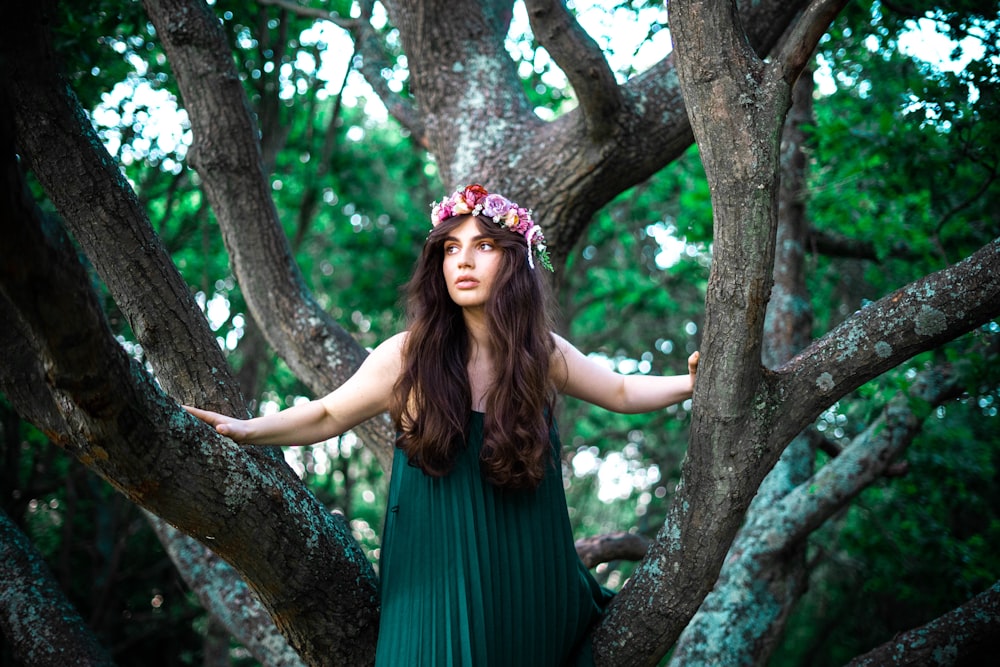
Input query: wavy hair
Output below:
<box><xmin>390</xmin><ymin>214</ymin><xmax>556</xmax><ymax>489</ymax></box>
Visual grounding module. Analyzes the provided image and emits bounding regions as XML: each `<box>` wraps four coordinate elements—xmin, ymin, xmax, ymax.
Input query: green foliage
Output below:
<box><xmin>807</xmin><ymin>1</ymin><xmax>1000</xmax><ymax>337</ymax></box>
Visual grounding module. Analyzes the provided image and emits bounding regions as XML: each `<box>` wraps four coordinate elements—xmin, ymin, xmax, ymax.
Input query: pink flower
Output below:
<box><xmin>483</xmin><ymin>194</ymin><xmax>512</xmax><ymax>219</ymax></box>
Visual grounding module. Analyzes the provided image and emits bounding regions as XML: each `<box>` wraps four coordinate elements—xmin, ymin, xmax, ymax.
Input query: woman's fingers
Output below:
<box><xmin>183</xmin><ymin>405</ymin><xmax>239</xmax><ymax>437</ymax></box>
<box><xmin>183</xmin><ymin>405</ymin><xmax>223</xmax><ymax>425</ymax></box>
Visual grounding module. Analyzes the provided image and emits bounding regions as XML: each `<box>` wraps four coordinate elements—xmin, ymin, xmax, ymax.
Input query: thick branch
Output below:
<box><xmin>146</xmin><ymin>514</ymin><xmax>306</xmax><ymax>667</ymax></box>
<box><xmin>0</xmin><ymin>294</ymin><xmax>68</xmax><ymax>440</ymax></box>
<box><xmin>258</xmin><ymin>0</ymin><xmax>356</xmax><ymax>27</ymax></box>
<box><xmin>0</xmin><ymin>137</ymin><xmax>379</xmax><ymax>667</ymax></box>
<box><xmin>3</xmin><ymin>0</ymin><xmax>245</xmax><ymax>418</ymax></box>
<box><xmin>774</xmin><ymin>237</ymin><xmax>1000</xmax><ymax>446</ymax></box>
<box><xmin>807</xmin><ymin>228</ymin><xmax>881</xmax><ymax>260</ymax></box>
<box><xmin>765</xmin><ymin>366</ymin><xmax>961</xmax><ymax>551</ymax></box>
<box><xmin>769</xmin><ymin>0</ymin><xmax>851</xmax><ymax>86</ymax></box>
<box><xmin>524</xmin><ymin>0</ymin><xmax>623</xmax><ymax>137</ymax></box>
<box><xmin>3</xmin><ymin>4</ymin><xmax>385</xmax><ymax>660</ymax></box>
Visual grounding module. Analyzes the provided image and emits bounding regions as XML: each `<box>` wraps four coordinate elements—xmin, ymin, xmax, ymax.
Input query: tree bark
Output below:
<box><xmin>670</xmin><ymin>67</ymin><xmax>818</xmax><ymax>666</ymax></box>
<box><xmin>4</xmin><ymin>0</ymin><xmax>1000</xmax><ymax>664</ymax></box>
<box><xmin>146</xmin><ymin>514</ymin><xmax>306</xmax><ymax>667</ymax></box>
<box><xmin>590</xmin><ymin>2</ymin><xmax>851</xmax><ymax>663</ymax></box>
<box><xmin>0</xmin><ymin>508</ymin><xmax>116</xmax><ymax>667</ymax></box>
<box><xmin>575</xmin><ymin>532</ymin><xmax>652</xmax><ymax>570</ymax></box>
<box><xmin>772</xmin><ymin>236</ymin><xmax>1000</xmax><ymax>446</ymax></box>
<box><xmin>3</xmin><ymin>0</ymin><xmax>245</xmax><ymax>420</ymax></box>
<box><xmin>670</xmin><ymin>362</ymin><xmax>963</xmax><ymax>665</ymax></box>
<box><xmin>845</xmin><ymin>580</ymin><xmax>1000</xmax><ymax>667</ymax></box>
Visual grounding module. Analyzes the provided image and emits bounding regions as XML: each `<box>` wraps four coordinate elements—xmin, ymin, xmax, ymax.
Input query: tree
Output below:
<box><xmin>2</xmin><ymin>1</ymin><xmax>998</xmax><ymax>666</ymax></box>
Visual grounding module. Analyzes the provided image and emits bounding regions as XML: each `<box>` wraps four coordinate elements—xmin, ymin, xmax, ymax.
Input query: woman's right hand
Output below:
<box><xmin>183</xmin><ymin>405</ymin><xmax>250</xmax><ymax>442</ymax></box>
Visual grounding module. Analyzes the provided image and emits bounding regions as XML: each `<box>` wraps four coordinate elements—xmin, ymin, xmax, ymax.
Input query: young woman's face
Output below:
<box><xmin>442</xmin><ymin>216</ymin><xmax>503</xmax><ymax>310</ymax></box>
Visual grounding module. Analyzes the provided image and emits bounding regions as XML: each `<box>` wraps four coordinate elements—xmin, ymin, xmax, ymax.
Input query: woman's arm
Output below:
<box><xmin>551</xmin><ymin>333</ymin><xmax>699</xmax><ymax>414</ymax></box>
<box><xmin>184</xmin><ymin>332</ymin><xmax>407</xmax><ymax>446</ymax></box>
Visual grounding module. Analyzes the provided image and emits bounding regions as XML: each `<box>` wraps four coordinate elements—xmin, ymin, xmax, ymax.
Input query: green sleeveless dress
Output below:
<box><xmin>375</xmin><ymin>412</ymin><xmax>613</xmax><ymax>666</ymax></box>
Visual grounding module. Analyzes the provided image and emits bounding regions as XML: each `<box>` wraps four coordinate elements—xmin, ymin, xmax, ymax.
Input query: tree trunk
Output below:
<box><xmin>383</xmin><ymin>0</ymin><xmax>812</xmax><ymax>266</ymax></box>
<box><xmin>669</xmin><ymin>67</ymin><xmax>818</xmax><ymax>666</ymax></box>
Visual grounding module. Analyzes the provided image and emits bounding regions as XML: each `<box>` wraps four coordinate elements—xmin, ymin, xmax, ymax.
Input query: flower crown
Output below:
<box><xmin>430</xmin><ymin>184</ymin><xmax>553</xmax><ymax>271</ymax></box>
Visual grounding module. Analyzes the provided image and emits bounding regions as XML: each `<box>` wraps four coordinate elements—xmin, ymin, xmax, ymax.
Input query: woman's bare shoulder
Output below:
<box><xmin>368</xmin><ymin>331</ymin><xmax>409</xmax><ymax>366</ymax></box>
<box><xmin>380</xmin><ymin>330</ymin><xmax>410</xmax><ymax>349</ymax></box>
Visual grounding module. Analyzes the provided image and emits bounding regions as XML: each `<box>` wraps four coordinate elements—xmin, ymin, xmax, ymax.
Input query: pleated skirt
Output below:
<box><xmin>375</xmin><ymin>412</ymin><xmax>612</xmax><ymax>666</ymax></box>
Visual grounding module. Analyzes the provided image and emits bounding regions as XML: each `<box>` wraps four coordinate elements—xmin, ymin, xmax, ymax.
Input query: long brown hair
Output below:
<box><xmin>390</xmin><ymin>214</ymin><xmax>556</xmax><ymax>489</ymax></box>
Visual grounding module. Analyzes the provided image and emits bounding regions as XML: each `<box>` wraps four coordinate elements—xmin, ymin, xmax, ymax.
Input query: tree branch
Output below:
<box><xmin>669</xmin><ymin>362</ymin><xmax>959</xmax><ymax>665</ymax></box>
<box><xmin>258</xmin><ymin>0</ymin><xmax>358</xmax><ymax>27</ymax></box>
<box><xmin>0</xmin><ymin>508</ymin><xmax>115</xmax><ymax>666</ymax></box>
<box><xmin>3</xmin><ymin>0</ymin><xmax>246</xmax><ymax>419</ymax></box>
<box><xmin>348</xmin><ymin>0</ymin><xmax>427</xmax><ymax>145</ymax></box>
<box><xmin>575</xmin><ymin>532</ymin><xmax>651</xmax><ymax>569</ymax></box>
<box><xmin>146</xmin><ymin>514</ymin><xmax>306</xmax><ymax>667</ymax></box>
<box><xmin>845</xmin><ymin>580</ymin><xmax>1000</xmax><ymax>667</ymax></box>
<box><xmin>257</xmin><ymin>0</ymin><xmax>426</xmax><ymax>142</ymax></box>
<box><xmin>770</xmin><ymin>0</ymin><xmax>851</xmax><ymax>86</ymax></box>
<box><xmin>773</xmin><ymin>237</ymin><xmax>1000</xmax><ymax>447</ymax></box>
<box><xmin>766</xmin><ymin>365</ymin><xmax>962</xmax><ymax>550</ymax></box>
<box><xmin>0</xmin><ymin>118</ymin><xmax>379</xmax><ymax>666</ymax></box>
<box><xmin>3</xmin><ymin>5</ymin><xmax>385</xmax><ymax>660</ymax></box>
<box><xmin>524</xmin><ymin>0</ymin><xmax>623</xmax><ymax>137</ymax></box>
<box><xmin>806</xmin><ymin>228</ymin><xmax>881</xmax><ymax>260</ymax></box>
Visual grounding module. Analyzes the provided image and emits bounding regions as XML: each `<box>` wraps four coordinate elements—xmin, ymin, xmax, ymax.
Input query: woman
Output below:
<box><xmin>186</xmin><ymin>184</ymin><xmax>699</xmax><ymax>665</ymax></box>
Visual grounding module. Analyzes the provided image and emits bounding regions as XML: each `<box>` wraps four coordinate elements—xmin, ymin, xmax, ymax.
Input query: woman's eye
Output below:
<box><xmin>479</xmin><ymin>241</ymin><xmax>494</xmax><ymax>251</ymax></box>
<box><xmin>445</xmin><ymin>245</ymin><xmax>458</xmax><ymax>254</ymax></box>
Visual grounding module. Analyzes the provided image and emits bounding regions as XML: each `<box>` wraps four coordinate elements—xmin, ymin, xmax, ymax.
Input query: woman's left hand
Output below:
<box><xmin>688</xmin><ymin>351</ymin><xmax>700</xmax><ymax>390</ymax></box>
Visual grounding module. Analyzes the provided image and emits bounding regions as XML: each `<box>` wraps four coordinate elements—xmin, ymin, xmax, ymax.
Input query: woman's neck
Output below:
<box><xmin>462</xmin><ymin>307</ymin><xmax>490</xmax><ymax>350</ymax></box>
<box><xmin>462</xmin><ymin>308</ymin><xmax>494</xmax><ymax>411</ymax></box>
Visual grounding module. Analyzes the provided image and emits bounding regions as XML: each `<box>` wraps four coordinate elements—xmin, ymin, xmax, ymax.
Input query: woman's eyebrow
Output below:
<box><xmin>443</xmin><ymin>234</ymin><xmax>495</xmax><ymax>243</ymax></box>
